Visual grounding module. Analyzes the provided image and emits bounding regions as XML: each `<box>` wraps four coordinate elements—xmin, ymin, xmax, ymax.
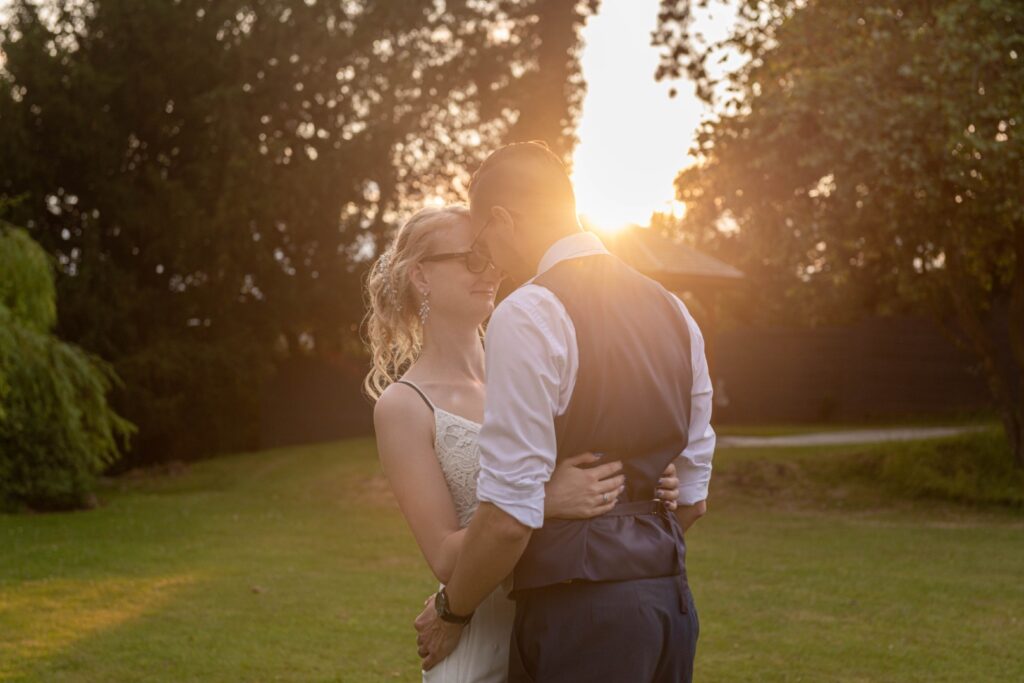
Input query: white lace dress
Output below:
<box><xmin>399</xmin><ymin>381</ymin><xmax>515</xmax><ymax>683</ymax></box>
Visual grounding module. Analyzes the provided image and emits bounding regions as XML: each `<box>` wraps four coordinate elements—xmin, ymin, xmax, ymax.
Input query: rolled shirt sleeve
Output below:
<box><xmin>674</xmin><ymin>297</ymin><xmax>716</xmax><ymax>505</ymax></box>
<box><xmin>476</xmin><ymin>283</ymin><xmax>715</xmax><ymax>525</ymax></box>
<box><xmin>475</xmin><ymin>289</ymin><xmax>572</xmax><ymax>529</ymax></box>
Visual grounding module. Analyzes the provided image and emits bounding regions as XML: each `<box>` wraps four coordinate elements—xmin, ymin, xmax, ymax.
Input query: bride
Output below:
<box><xmin>365</xmin><ymin>205</ymin><xmax>681</xmax><ymax>682</ymax></box>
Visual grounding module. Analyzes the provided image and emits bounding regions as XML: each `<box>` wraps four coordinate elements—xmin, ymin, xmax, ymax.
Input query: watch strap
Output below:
<box><xmin>435</xmin><ymin>587</ymin><xmax>473</xmax><ymax>625</ymax></box>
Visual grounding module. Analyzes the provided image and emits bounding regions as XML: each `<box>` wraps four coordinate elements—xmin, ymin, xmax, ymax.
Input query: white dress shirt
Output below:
<box><xmin>476</xmin><ymin>231</ymin><xmax>716</xmax><ymax>529</ymax></box>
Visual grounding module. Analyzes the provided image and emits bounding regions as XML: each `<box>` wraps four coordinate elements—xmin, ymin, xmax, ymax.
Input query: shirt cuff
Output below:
<box><xmin>475</xmin><ymin>477</ymin><xmax>545</xmax><ymax>529</ymax></box>
<box><xmin>675</xmin><ymin>455</ymin><xmax>712</xmax><ymax>506</ymax></box>
<box><xmin>677</xmin><ymin>477</ymin><xmax>711</xmax><ymax>507</ymax></box>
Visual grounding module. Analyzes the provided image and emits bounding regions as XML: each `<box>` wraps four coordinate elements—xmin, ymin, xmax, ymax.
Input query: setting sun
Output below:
<box><xmin>570</xmin><ymin>0</ymin><xmax>733</xmax><ymax>233</ymax></box>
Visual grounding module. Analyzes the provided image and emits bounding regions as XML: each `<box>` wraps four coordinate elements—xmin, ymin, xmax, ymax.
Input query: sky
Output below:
<box><xmin>571</xmin><ymin>0</ymin><xmax>735</xmax><ymax>231</ymax></box>
<box><xmin>0</xmin><ymin>0</ymin><xmax>734</xmax><ymax>232</ymax></box>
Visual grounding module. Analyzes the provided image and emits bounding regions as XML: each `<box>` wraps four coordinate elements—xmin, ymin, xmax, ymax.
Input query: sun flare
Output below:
<box><xmin>569</xmin><ymin>0</ymin><xmax>733</xmax><ymax>232</ymax></box>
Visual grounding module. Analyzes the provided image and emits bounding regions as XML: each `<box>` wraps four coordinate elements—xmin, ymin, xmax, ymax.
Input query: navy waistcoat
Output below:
<box><xmin>512</xmin><ymin>252</ymin><xmax>694</xmax><ymax>593</ymax></box>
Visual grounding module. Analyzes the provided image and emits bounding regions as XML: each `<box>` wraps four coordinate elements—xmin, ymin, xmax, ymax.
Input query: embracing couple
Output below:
<box><xmin>366</xmin><ymin>141</ymin><xmax>715</xmax><ymax>682</ymax></box>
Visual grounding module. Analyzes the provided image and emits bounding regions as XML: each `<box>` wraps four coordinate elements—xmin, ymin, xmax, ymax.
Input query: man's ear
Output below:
<box><xmin>489</xmin><ymin>205</ymin><xmax>515</xmax><ymax>239</ymax></box>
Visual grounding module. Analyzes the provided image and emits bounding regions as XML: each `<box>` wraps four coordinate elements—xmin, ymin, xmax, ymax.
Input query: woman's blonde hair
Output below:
<box><xmin>362</xmin><ymin>205</ymin><xmax>472</xmax><ymax>401</ymax></box>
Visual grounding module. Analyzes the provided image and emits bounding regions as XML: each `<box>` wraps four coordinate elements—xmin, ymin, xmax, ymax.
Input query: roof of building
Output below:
<box><xmin>595</xmin><ymin>226</ymin><xmax>745</xmax><ymax>291</ymax></box>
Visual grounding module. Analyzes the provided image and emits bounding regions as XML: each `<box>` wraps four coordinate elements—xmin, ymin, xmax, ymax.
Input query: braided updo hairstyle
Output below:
<box><xmin>362</xmin><ymin>205</ymin><xmax>472</xmax><ymax>401</ymax></box>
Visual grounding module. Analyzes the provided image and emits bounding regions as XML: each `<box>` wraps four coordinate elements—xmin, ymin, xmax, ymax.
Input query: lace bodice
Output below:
<box><xmin>433</xmin><ymin>408</ymin><xmax>483</xmax><ymax>528</ymax></box>
<box><xmin>397</xmin><ymin>380</ymin><xmax>483</xmax><ymax>529</ymax></box>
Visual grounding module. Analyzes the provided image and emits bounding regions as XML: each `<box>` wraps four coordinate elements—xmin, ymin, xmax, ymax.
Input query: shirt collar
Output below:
<box><xmin>535</xmin><ymin>230</ymin><xmax>609</xmax><ymax>278</ymax></box>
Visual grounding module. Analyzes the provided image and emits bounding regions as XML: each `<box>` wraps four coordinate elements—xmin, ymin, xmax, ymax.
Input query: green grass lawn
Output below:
<box><xmin>2</xmin><ymin>436</ymin><xmax>1023</xmax><ymax>682</ymax></box>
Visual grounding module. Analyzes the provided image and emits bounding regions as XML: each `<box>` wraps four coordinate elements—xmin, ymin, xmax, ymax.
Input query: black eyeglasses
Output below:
<box><xmin>420</xmin><ymin>250</ymin><xmax>495</xmax><ymax>274</ymax></box>
<box><xmin>420</xmin><ymin>214</ymin><xmax>501</xmax><ymax>274</ymax></box>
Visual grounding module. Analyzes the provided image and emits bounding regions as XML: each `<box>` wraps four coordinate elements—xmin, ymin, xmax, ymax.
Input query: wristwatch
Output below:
<box><xmin>434</xmin><ymin>587</ymin><xmax>474</xmax><ymax>625</ymax></box>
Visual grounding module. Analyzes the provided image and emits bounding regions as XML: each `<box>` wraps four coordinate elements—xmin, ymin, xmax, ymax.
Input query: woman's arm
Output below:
<box><xmin>374</xmin><ymin>385</ymin><xmax>465</xmax><ymax>585</ymax></box>
<box><xmin>545</xmin><ymin>453</ymin><xmax>624</xmax><ymax>518</ymax></box>
<box><xmin>544</xmin><ymin>455</ymin><xmax>681</xmax><ymax>519</ymax></box>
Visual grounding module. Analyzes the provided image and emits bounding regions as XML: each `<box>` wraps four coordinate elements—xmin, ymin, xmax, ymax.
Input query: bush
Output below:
<box><xmin>0</xmin><ymin>224</ymin><xmax>134</xmax><ymax>511</ymax></box>
<box><xmin>0</xmin><ymin>225</ymin><xmax>56</xmax><ymax>332</ymax></box>
<box><xmin>874</xmin><ymin>429</ymin><xmax>1024</xmax><ymax>507</ymax></box>
<box><xmin>814</xmin><ymin>427</ymin><xmax>1024</xmax><ymax>508</ymax></box>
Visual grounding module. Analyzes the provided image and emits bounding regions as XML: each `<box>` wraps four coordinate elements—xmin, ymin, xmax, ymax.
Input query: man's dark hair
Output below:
<box><xmin>468</xmin><ymin>140</ymin><xmax>577</xmax><ymax>221</ymax></box>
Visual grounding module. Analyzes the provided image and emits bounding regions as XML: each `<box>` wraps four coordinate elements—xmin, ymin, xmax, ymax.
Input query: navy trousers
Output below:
<box><xmin>508</xmin><ymin>576</ymin><xmax>699</xmax><ymax>682</ymax></box>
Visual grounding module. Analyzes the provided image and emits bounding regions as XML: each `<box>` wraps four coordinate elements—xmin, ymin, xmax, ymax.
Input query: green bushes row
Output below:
<box><xmin>814</xmin><ymin>427</ymin><xmax>1024</xmax><ymax>508</ymax></box>
<box><xmin>874</xmin><ymin>429</ymin><xmax>1024</xmax><ymax>507</ymax></box>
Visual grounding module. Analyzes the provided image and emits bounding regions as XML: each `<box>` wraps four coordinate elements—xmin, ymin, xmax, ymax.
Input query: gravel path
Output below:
<box><xmin>718</xmin><ymin>426</ymin><xmax>985</xmax><ymax>448</ymax></box>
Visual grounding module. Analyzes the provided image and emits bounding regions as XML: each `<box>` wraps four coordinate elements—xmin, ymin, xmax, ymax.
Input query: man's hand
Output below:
<box><xmin>413</xmin><ymin>502</ymin><xmax>532</xmax><ymax>670</ymax></box>
<box><xmin>414</xmin><ymin>593</ymin><xmax>465</xmax><ymax>671</ymax></box>
<box><xmin>656</xmin><ymin>462</ymin><xmax>680</xmax><ymax>511</ymax></box>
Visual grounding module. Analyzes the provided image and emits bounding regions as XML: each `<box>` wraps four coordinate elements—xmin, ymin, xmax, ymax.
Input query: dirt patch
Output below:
<box><xmin>713</xmin><ymin>459</ymin><xmax>818</xmax><ymax>501</ymax></box>
<box><xmin>116</xmin><ymin>460</ymin><xmax>191</xmax><ymax>481</ymax></box>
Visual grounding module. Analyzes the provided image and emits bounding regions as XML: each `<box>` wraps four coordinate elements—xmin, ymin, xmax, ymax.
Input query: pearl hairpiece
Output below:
<box><xmin>375</xmin><ymin>250</ymin><xmax>401</xmax><ymax>312</ymax></box>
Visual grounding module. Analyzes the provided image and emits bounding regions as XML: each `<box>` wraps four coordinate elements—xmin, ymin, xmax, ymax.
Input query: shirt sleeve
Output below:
<box><xmin>674</xmin><ymin>297</ymin><xmax>716</xmax><ymax>505</ymax></box>
<box><xmin>475</xmin><ymin>288</ymin><xmax>571</xmax><ymax>529</ymax></box>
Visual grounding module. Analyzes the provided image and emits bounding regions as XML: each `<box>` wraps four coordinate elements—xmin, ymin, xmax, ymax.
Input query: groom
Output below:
<box><xmin>415</xmin><ymin>141</ymin><xmax>715</xmax><ymax>681</ymax></box>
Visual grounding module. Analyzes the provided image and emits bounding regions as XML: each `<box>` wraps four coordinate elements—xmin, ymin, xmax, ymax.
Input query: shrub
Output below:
<box><xmin>875</xmin><ymin>429</ymin><xmax>1024</xmax><ymax>507</ymax></box>
<box><xmin>813</xmin><ymin>427</ymin><xmax>1024</xmax><ymax>508</ymax></box>
<box><xmin>0</xmin><ymin>224</ymin><xmax>134</xmax><ymax>510</ymax></box>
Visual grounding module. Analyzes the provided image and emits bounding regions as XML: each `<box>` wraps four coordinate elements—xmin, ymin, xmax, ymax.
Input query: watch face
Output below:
<box><xmin>435</xmin><ymin>588</ymin><xmax>471</xmax><ymax>624</ymax></box>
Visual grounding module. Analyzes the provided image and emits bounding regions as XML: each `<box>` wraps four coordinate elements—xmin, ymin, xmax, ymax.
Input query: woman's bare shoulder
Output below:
<box><xmin>373</xmin><ymin>381</ymin><xmax>433</xmax><ymax>434</ymax></box>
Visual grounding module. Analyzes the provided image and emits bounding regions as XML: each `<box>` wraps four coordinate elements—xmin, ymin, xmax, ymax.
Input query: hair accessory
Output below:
<box><xmin>376</xmin><ymin>250</ymin><xmax>401</xmax><ymax>312</ymax></box>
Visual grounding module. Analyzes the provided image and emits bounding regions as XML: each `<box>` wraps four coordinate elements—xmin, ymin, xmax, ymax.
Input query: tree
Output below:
<box><xmin>502</xmin><ymin>0</ymin><xmax>600</xmax><ymax>164</ymax></box>
<box><xmin>654</xmin><ymin>0</ymin><xmax>1024</xmax><ymax>466</ymax></box>
<box><xmin>0</xmin><ymin>220</ymin><xmax>134</xmax><ymax>510</ymax></box>
<box><xmin>0</xmin><ymin>1</ymin><xmax>595</xmax><ymax>465</ymax></box>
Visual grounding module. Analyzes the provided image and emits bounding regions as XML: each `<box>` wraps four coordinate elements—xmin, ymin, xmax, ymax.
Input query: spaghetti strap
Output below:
<box><xmin>395</xmin><ymin>379</ymin><xmax>435</xmax><ymax>413</ymax></box>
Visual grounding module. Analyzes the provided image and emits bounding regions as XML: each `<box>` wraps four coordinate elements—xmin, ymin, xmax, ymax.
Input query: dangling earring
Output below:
<box><xmin>418</xmin><ymin>290</ymin><xmax>430</xmax><ymax>327</ymax></box>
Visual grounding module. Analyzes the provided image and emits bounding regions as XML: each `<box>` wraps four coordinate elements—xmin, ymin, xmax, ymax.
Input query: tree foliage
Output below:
<box><xmin>655</xmin><ymin>0</ymin><xmax>1024</xmax><ymax>466</ymax></box>
<box><xmin>0</xmin><ymin>210</ymin><xmax>56</xmax><ymax>331</ymax></box>
<box><xmin>0</xmin><ymin>0</ymin><xmax>595</xmax><ymax>464</ymax></box>
<box><xmin>0</xmin><ymin>222</ymin><xmax>134</xmax><ymax>510</ymax></box>
<box><xmin>503</xmin><ymin>0</ymin><xmax>599</xmax><ymax>163</ymax></box>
